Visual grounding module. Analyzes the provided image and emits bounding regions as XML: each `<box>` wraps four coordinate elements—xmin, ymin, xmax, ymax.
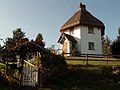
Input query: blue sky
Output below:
<box><xmin>0</xmin><ymin>0</ymin><xmax>120</xmax><ymax>49</ymax></box>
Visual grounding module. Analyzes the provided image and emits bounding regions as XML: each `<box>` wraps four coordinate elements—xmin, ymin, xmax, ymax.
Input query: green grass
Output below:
<box><xmin>1</xmin><ymin>56</ymin><xmax>120</xmax><ymax>90</ymax></box>
<box><xmin>49</xmin><ymin>57</ymin><xmax>120</xmax><ymax>89</ymax></box>
<box><xmin>47</xmin><ymin>65</ymin><xmax>120</xmax><ymax>90</ymax></box>
<box><xmin>66</xmin><ymin>60</ymin><xmax>120</xmax><ymax>66</ymax></box>
<box><xmin>1</xmin><ymin>65</ymin><xmax>120</xmax><ymax>90</ymax></box>
<box><xmin>65</xmin><ymin>56</ymin><xmax>120</xmax><ymax>66</ymax></box>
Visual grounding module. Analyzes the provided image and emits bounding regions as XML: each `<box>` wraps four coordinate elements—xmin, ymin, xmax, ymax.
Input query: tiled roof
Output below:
<box><xmin>60</xmin><ymin>3</ymin><xmax>105</xmax><ymax>36</ymax></box>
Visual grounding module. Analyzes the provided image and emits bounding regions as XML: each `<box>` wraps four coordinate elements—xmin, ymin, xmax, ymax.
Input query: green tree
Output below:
<box><xmin>13</xmin><ymin>28</ymin><xmax>25</xmax><ymax>40</ymax></box>
<box><xmin>5</xmin><ymin>28</ymin><xmax>27</xmax><ymax>50</ymax></box>
<box><xmin>2</xmin><ymin>29</ymin><xmax>28</xmax><ymax>61</ymax></box>
<box><xmin>117</xmin><ymin>27</ymin><xmax>120</xmax><ymax>39</ymax></box>
<box><xmin>5</xmin><ymin>38</ymin><xmax>14</xmax><ymax>45</ymax></box>
<box><xmin>0</xmin><ymin>29</ymin><xmax>67</xmax><ymax>87</ymax></box>
<box><xmin>36</xmin><ymin>33</ymin><xmax>43</xmax><ymax>41</ymax></box>
<box><xmin>35</xmin><ymin>33</ymin><xmax>45</xmax><ymax>47</ymax></box>
<box><xmin>111</xmin><ymin>28</ymin><xmax>120</xmax><ymax>57</ymax></box>
<box><xmin>0</xmin><ymin>29</ymin><xmax>28</xmax><ymax>75</ymax></box>
<box><xmin>42</xmin><ymin>52</ymin><xmax>67</xmax><ymax>85</ymax></box>
<box><xmin>102</xmin><ymin>35</ymin><xmax>111</xmax><ymax>55</ymax></box>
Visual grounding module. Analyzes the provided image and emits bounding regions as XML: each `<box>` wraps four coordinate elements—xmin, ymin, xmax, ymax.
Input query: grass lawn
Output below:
<box><xmin>1</xmin><ymin>65</ymin><xmax>120</xmax><ymax>90</ymax></box>
<box><xmin>65</xmin><ymin>56</ymin><xmax>120</xmax><ymax>66</ymax></box>
<box><xmin>1</xmin><ymin>57</ymin><xmax>120</xmax><ymax>90</ymax></box>
<box><xmin>49</xmin><ymin>65</ymin><xmax>120</xmax><ymax>90</ymax></box>
<box><xmin>49</xmin><ymin>57</ymin><xmax>120</xmax><ymax>90</ymax></box>
<box><xmin>66</xmin><ymin>60</ymin><xmax>120</xmax><ymax>66</ymax></box>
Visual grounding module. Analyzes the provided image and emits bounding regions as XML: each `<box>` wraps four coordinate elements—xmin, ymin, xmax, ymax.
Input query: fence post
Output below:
<box><xmin>5</xmin><ymin>61</ymin><xmax>8</xmax><ymax>76</ymax></box>
<box><xmin>86</xmin><ymin>53</ymin><xmax>88</xmax><ymax>65</ymax></box>
<box><xmin>62</xmin><ymin>51</ymin><xmax>64</xmax><ymax>57</ymax></box>
<box><xmin>106</xmin><ymin>54</ymin><xmax>108</xmax><ymax>64</ymax></box>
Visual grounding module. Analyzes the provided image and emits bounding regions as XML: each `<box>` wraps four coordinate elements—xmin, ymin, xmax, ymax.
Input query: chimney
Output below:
<box><xmin>78</xmin><ymin>2</ymin><xmax>86</xmax><ymax>11</ymax></box>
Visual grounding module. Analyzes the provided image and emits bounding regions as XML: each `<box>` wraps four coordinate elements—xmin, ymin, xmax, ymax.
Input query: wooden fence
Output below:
<box><xmin>63</xmin><ymin>53</ymin><xmax>120</xmax><ymax>65</ymax></box>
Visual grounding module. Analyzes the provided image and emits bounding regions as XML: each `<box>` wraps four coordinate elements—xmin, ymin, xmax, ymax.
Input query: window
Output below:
<box><xmin>70</xmin><ymin>28</ymin><xmax>74</xmax><ymax>35</ymax></box>
<box><xmin>71</xmin><ymin>30</ymin><xmax>74</xmax><ymax>34</ymax></box>
<box><xmin>88</xmin><ymin>42</ymin><xmax>95</xmax><ymax>50</ymax></box>
<box><xmin>88</xmin><ymin>27</ymin><xmax>94</xmax><ymax>34</ymax></box>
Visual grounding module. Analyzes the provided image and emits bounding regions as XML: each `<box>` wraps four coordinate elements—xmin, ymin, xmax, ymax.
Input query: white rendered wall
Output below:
<box><xmin>80</xmin><ymin>26</ymin><xmax>102</xmax><ymax>54</ymax></box>
<box><xmin>62</xmin><ymin>25</ymin><xmax>103</xmax><ymax>55</ymax></box>
<box><xmin>64</xmin><ymin>30</ymin><xmax>69</xmax><ymax>34</ymax></box>
<box><xmin>71</xmin><ymin>26</ymin><xmax>81</xmax><ymax>52</ymax></box>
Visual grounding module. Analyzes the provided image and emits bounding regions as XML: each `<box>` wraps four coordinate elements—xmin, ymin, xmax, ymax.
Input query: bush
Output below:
<box><xmin>42</xmin><ymin>53</ymin><xmax>67</xmax><ymax>86</ymax></box>
<box><xmin>111</xmin><ymin>39</ymin><xmax>120</xmax><ymax>58</ymax></box>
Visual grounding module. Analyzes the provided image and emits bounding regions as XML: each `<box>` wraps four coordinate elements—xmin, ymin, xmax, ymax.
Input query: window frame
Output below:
<box><xmin>70</xmin><ymin>28</ymin><xmax>74</xmax><ymax>35</ymax></box>
<box><xmin>88</xmin><ymin>26</ymin><xmax>94</xmax><ymax>34</ymax></box>
<box><xmin>88</xmin><ymin>42</ymin><xmax>95</xmax><ymax>50</ymax></box>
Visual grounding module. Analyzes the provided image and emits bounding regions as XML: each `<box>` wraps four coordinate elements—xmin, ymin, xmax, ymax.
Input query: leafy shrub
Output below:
<box><xmin>111</xmin><ymin>39</ymin><xmax>120</xmax><ymax>58</ymax></box>
<box><xmin>41</xmin><ymin>53</ymin><xmax>67</xmax><ymax>86</ymax></box>
<box><xmin>99</xmin><ymin>66</ymin><xmax>120</xmax><ymax>83</ymax></box>
<box><xmin>99</xmin><ymin>66</ymin><xmax>112</xmax><ymax>78</ymax></box>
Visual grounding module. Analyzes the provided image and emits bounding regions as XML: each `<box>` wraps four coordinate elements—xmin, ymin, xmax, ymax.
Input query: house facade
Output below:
<box><xmin>58</xmin><ymin>3</ymin><xmax>105</xmax><ymax>55</ymax></box>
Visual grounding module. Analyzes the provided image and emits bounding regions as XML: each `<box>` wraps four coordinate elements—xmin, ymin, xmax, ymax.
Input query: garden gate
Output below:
<box><xmin>22</xmin><ymin>60</ymin><xmax>38</xmax><ymax>86</ymax></box>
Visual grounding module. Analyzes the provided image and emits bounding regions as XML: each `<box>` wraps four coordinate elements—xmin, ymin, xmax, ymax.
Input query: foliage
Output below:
<box><xmin>111</xmin><ymin>40</ymin><xmax>120</xmax><ymax>58</ymax></box>
<box><xmin>49</xmin><ymin>65</ymin><xmax>120</xmax><ymax>90</ymax></box>
<box><xmin>102</xmin><ymin>35</ymin><xmax>111</xmax><ymax>55</ymax></box>
<box><xmin>118</xmin><ymin>27</ymin><xmax>120</xmax><ymax>38</ymax></box>
<box><xmin>42</xmin><ymin>52</ymin><xmax>67</xmax><ymax>86</ymax></box>
<box><xmin>99</xmin><ymin>66</ymin><xmax>120</xmax><ymax>83</ymax></box>
<box><xmin>0</xmin><ymin>70</ymin><xmax>20</xmax><ymax>89</ymax></box>
<box><xmin>47</xmin><ymin>45</ymin><xmax>57</xmax><ymax>54</ymax></box>
<box><xmin>0</xmin><ymin>71</ymin><xmax>9</xmax><ymax>89</ymax></box>
<box><xmin>0</xmin><ymin>28</ymin><xmax>67</xmax><ymax>88</ymax></box>
<box><xmin>13</xmin><ymin>28</ymin><xmax>25</xmax><ymax>40</ymax></box>
<box><xmin>0</xmin><ymin>28</ymin><xmax>28</xmax><ymax>62</ymax></box>
<box><xmin>36</xmin><ymin>33</ymin><xmax>43</xmax><ymax>41</ymax></box>
<box><xmin>35</xmin><ymin>33</ymin><xmax>45</xmax><ymax>47</ymax></box>
<box><xmin>111</xmin><ymin>28</ymin><xmax>120</xmax><ymax>58</ymax></box>
<box><xmin>5</xmin><ymin>37</ymin><xmax>14</xmax><ymax>47</ymax></box>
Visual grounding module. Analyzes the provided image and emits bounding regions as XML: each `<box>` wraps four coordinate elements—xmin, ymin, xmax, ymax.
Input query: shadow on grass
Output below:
<box><xmin>46</xmin><ymin>65</ymin><xmax>120</xmax><ymax>90</ymax></box>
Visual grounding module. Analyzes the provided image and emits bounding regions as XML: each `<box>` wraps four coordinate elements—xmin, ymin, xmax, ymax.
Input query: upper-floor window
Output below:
<box><xmin>71</xmin><ymin>30</ymin><xmax>74</xmax><ymax>34</ymax></box>
<box><xmin>69</xmin><ymin>28</ymin><xmax>74</xmax><ymax>35</ymax></box>
<box><xmin>88</xmin><ymin>26</ymin><xmax>94</xmax><ymax>34</ymax></box>
<box><xmin>88</xmin><ymin>42</ymin><xmax>95</xmax><ymax>50</ymax></box>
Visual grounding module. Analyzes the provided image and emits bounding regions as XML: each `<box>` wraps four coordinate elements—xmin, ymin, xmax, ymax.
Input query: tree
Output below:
<box><xmin>0</xmin><ymin>29</ymin><xmax>67</xmax><ymax>87</ymax></box>
<box><xmin>36</xmin><ymin>33</ymin><xmax>43</xmax><ymax>41</ymax></box>
<box><xmin>47</xmin><ymin>45</ymin><xmax>56</xmax><ymax>54</ymax></box>
<box><xmin>102</xmin><ymin>35</ymin><xmax>111</xmax><ymax>55</ymax></box>
<box><xmin>42</xmin><ymin>52</ymin><xmax>67</xmax><ymax>85</ymax></box>
<box><xmin>117</xmin><ymin>27</ymin><xmax>120</xmax><ymax>39</ymax></box>
<box><xmin>5</xmin><ymin>28</ymin><xmax>27</xmax><ymax>50</ymax></box>
<box><xmin>0</xmin><ymin>29</ymin><xmax>28</xmax><ymax>78</ymax></box>
<box><xmin>13</xmin><ymin>28</ymin><xmax>25</xmax><ymax>40</ymax></box>
<box><xmin>35</xmin><ymin>33</ymin><xmax>45</xmax><ymax>47</ymax></box>
<box><xmin>111</xmin><ymin>28</ymin><xmax>120</xmax><ymax>57</ymax></box>
<box><xmin>2</xmin><ymin>28</ymin><xmax>28</xmax><ymax>62</ymax></box>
